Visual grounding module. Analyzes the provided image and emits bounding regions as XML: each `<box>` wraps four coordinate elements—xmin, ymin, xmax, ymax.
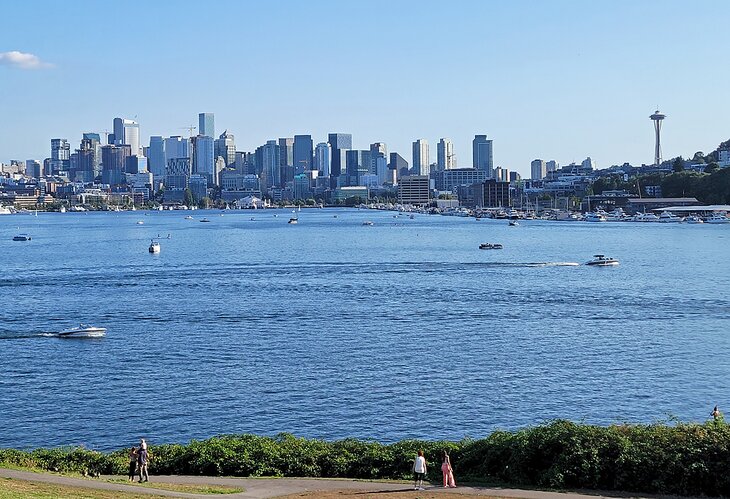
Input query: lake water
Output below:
<box><xmin>1</xmin><ymin>208</ymin><xmax>729</xmax><ymax>450</ymax></box>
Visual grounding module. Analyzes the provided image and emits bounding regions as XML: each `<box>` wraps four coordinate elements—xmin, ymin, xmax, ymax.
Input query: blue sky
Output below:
<box><xmin>1</xmin><ymin>0</ymin><xmax>728</xmax><ymax>176</ymax></box>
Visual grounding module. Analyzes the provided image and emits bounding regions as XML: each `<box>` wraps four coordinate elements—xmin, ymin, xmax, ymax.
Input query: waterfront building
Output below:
<box><xmin>531</xmin><ymin>159</ymin><xmax>547</xmax><ymax>180</ymax></box>
<box><xmin>328</xmin><ymin>133</ymin><xmax>352</xmax><ymax>179</ymax></box>
<box><xmin>474</xmin><ymin>179</ymin><xmax>511</xmax><ymax>208</ymax></box>
<box><xmin>148</xmin><ymin>136</ymin><xmax>166</xmax><ymax>180</ymax></box>
<box><xmin>333</xmin><ymin>185</ymin><xmax>368</xmax><ymax>202</ymax></box>
<box><xmin>314</xmin><ymin>142</ymin><xmax>331</xmax><ymax>176</ymax></box>
<box><xmin>433</xmin><ymin>168</ymin><xmax>487</xmax><ymax>192</ymax></box>
<box><xmin>389</xmin><ymin>152</ymin><xmax>409</xmax><ymax>181</ymax></box>
<box><xmin>293</xmin><ymin>135</ymin><xmax>313</xmax><ymax>173</ymax></box>
<box><xmin>193</xmin><ymin>135</ymin><xmax>215</xmax><ymax>185</ymax></box>
<box><xmin>198</xmin><ymin>113</ymin><xmax>215</xmax><ymax>138</ymax></box>
<box><xmin>112</xmin><ymin>118</ymin><xmax>141</xmax><ymax>156</ymax></box>
<box><xmin>214</xmin><ymin>131</ymin><xmax>236</xmax><ymax>167</ymax></box>
<box><xmin>437</xmin><ymin>138</ymin><xmax>455</xmax><ymax>170</ymax></box>
<box><xmin>398</xmin><ymin>175</ymin><xmax>430</xmax><ymax>205</ymax></box>
<box><xmin>472</xmin><ymin>135</ymin><xmax>493</xmax><ymax>177</ymax></box>
<box><xmin>412</xmin><ymin>139</ymin><xmax>429</xmax><ymax>176</ymax></box>
<box><xmin>50</xmin><ymin>138</ymin><xmax>70</xmax><ymax>175</ymax></box>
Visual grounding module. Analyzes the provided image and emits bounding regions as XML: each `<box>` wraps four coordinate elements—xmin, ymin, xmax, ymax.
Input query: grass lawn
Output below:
<box><xmin>0</xmin><ymin>477</ymin><xmax>170</xmax><ymax>499</ymax></box>
<box><xmin>105</xmin><ymin>478</ymin><xmax>244</xmax><ymax>494</ymax></box>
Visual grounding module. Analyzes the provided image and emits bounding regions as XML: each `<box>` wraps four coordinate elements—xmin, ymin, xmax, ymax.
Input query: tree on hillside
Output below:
<box><xmin>660</xmin><ymin>171</ymin><xmax>703</xmax><ymax>199</ymax></box>
<box><xmin>672</xmin><ymin>157</ymin><xmax>684</xmax><ymax>172</ymax></box>
<box><xmin>692</xmin><ymin>151</ymin><xmax>706</xmax><ymax>163</ymax></box>
<box><xmin>705</xmin><ymin>163</ymin><xmax>720</xmax><ymax>174</ymax></box>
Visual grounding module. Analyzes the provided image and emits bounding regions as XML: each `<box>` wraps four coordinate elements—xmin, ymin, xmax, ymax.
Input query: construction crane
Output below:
<box><xmin>180</xmin><ymin>125</ymin><xmax>197</xmax><ymax>137</ymax></box>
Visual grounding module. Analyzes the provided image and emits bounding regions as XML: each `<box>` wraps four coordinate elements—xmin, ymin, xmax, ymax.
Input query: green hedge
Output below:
<box><xmin>2</xmin><ymin>420</ymin><xmax>729</xmax><ymax>496</ymax></box>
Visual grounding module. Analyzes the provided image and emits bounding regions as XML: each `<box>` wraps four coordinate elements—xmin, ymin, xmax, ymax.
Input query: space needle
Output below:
<box><xmin>650</xmin><ymin>109</ymin><xmax>666</xmax><ymax>166</ymax></box>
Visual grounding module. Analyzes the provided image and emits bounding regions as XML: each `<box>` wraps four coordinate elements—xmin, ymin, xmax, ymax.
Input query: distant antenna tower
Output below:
<box><xmin>650</xmin><ymin>109</ymin><xmax>666</xmax><ymax>166</ymax></box>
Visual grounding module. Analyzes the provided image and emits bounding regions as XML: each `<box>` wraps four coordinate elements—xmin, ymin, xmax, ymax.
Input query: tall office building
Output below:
<box><xmin>412</xmin><ymin>139</ymin><xmax>429</xmax><ymax>176</ymax></box>
<box><xmin>101</xmin><ymin>144</ymin><xmax>131</xmax><ymax>185</ymax></box>
<box><xmin>279</xmin><ymin>138</ymin><xmax>294</xmax><ymax>167</ymax></box>
<box><xmin>293</xmin><ymin>135</ymin><xmax>313</xmax><ymax>173</ymax></box>
<box><xmin>50</xmin><ymin>138</ymin><xmax>70</xmax><ymax>175</ymax></box>
<box><xmin>389</xmin><ymin>152</ymin><xmax>409</xmax><ymax>180</ymax></box>
<box><xmin>327</xmin><ymin>133</ymin><xmax>352</xmax><ymax>178</ymax></box>
<box><xmin>215</xmin><ymin>131</ymin><xmax>236</xmax><ymax>166</ymax></box>
<box><xmin>198</xmin><ymin>113</ymin><xmax>215</xmax><ymax>137</ymax></box>
<box><xmin>148</xmin><ymin>136</ymin><xmax>166</xmax><ymax>179</ymax></box>
<box><xmin>261</xmin><ymin>140</ymin><xmax>281</xmax><ymax>190</ymax></box>
<box><xmin>314</xmin><ymin>142</ymin><xmax>331</xmax><ymax>176</ymax></box>
<box><xmin>437</xmin><ymin>138</ymin><xmax>455</xmax><ymax>170</ymax></box>
<box><xmin>530</xmin><ymin>159</ymin><xmax>547</xmax><ymax>180</ymax></box>
<box><xmin>164</xmin><ymin>136</ymin><xmax>191</xmax><ymax>161</ymax></box>
<box><xmin>546</xmin><ymin>160</ymin><xmax>559</xmax><ymax>173</ymax></box>
<box><xmin>194</xmin><ymin>135</ymin><xmax>215</xmax><ymax>184</ymax></box>
<box><xmin>345</xmin><ymin>150</ymin><xmax>368</xmax><ymax>186</ymax></box>
<box><xmin>25</xmin><ymin>159</ymin><xmax>42</xmax><ymax>178</ymax></box>
<box><xmin>472</xmin><ymin>135</ymin><xmax>493</xmax><ymax>177</ymax></box>
<box><xmin>369</xmin><ymin>142</ymin><xmax>387</xmax><ymax>174</ymax></box>
<box><xmin>113</xmin><ymin>118</ymin><xmax>141</xmax><ymax>156</ymax></box>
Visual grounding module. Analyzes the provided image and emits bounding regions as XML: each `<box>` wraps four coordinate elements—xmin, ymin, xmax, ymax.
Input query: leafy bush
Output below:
<box><xmin>3</xmin><ymin>422</ymin><xmax>730</xmax><ymax>496</ymax></box>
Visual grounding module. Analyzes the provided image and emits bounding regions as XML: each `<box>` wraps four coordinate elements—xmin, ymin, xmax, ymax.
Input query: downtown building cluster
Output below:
<box><xmin>0</xmin><ymin>113</ymin><xmax>523</xmax><ymax>208</ymax></box>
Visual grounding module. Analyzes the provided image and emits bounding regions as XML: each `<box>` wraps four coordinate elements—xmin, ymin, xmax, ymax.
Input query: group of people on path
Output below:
<box><xmin>413</xmin><ymin>450</ymin><xmax>456</xmax><ymax>490</ymax></box>
<box><xmin>127</xmin><ymin>438</ymin><xmax>150</xmax><ymax>483</ymax></box>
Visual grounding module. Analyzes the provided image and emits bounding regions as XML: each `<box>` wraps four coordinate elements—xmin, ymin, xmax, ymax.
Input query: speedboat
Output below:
<box><xmin>508</xmin><ymin>220</ymin><xmax>519</xmax><ymax>226</ymax></box>
<box><xmin>136</xmin><ymin>220</ymin><xmax>144</xmax><ymax>225</ymax></box>
<box><xmin>705</xmin><ymin>213</ymin><xmax>730</xmax><ymax>224</ymax></box>
<box><xmin>685</xmin><ymin>215</ymin><xmax>704</xmax><ymax>224</ymax></box>
<box><xmin>288</xmin><ymin>217</ymin><xmax>298</xmax><ymax>224</ymax></box>
<box><xmin>12</xmin><ymin>234</ymin><xmax>31</xmax><ymax>241</ymax></box>
<box><xmin>658</xmin><ymin>211</ymin><xmax>683</xmax><ymax>223</ymax></box>
<box><xmin>362</xmin><ymin>221</ymin><xmax>374</xmax><ymax>226</ymax></box>
<box><xmin>149</xmin><ymin>240</ymin><xmax>161</xmax><ymax>253</ymax></box>
<box><xmin>585</xmin><ymin>254</ymin><xmax>619</xmax><ymax>266</ymax></box>
<box><xmin>200</xmin><ymin>218</ymin><xmax>210</xmax><ymax>223</ymax></box>
<box><xmin>58</xmin><ymin>324</ymin><xmax>107</xmax><ymax>338</ymax></box>
<box><xmin>479</xmin><ymin>243</ymin><xmax>503</xmax><ymax>250</ymax></box>
<box><xmin>184</xmin><ymin>215</ymin><xmax>194</xmax><ymax>220</ymax></box>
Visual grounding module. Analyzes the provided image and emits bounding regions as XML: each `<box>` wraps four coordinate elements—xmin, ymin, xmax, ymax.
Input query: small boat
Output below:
<box><xmin>362</xmin><ymin>221</ymin><xmax>374</xmax><ymax>226</ymax></box>
<box><xmin>509</xmin><ymin>220</ymin><xmax>519</xmax><ymax>226</ymax></box>
<box><xmin>136</xmin><ymin>220</ymin><xmax>144</xmax><ymax>225</ymax></box>
<box><xmin>288</xmin><ymin>217</ymin><xmax>298</xmax><ymax>224</ymax></box>
<box><xmin>12</xmin><ymin>234</ymin><xmax>31</xmax><ymax>241</ymax></box>
<box><xmin>584</xmin><ymin>212</ymin><xmax>607</xmax><ymax>222</ymax></box>
<box><xmin>200</xmin><ymin>218</ymin><xmax>210</xmax><ymax>223</ymax></box>
<box><xmin>685</xmin><ymin>215</ymin><xmax>704</xmax><ymax>224</ymax></box>
<box><xmin>184</xmin><ymin>215</ymin><xmax>193</xmax><ymax>220</ymax></box>
<box><xmin>58</xmin><ymin>324</ymin><xmax>107</xmax><ymax>338</ymax></box>
<box><xmin>149</xmin><ymin>240</ymin><xmax>161</xmax><ymax>253</ymax></box>
<box><xmin>705</xmin><ymin>213</ymin><xmax>730</xmax><ymax>224</ymax></box>
<box><xmin>479</xmin><ymin>243</ymin><xmax>503</xmax><ymax>250</ymax></box>
<box><xmin>409</xmin><ymin>214</ymin><xmax>415</xmax><ymax>219</ymax></box>
<box><xmin>658</xmin><ymin>211</ymin><xmax>683</xmax><ymax>223</ymax></box>
<box><xmin>585</xmin><ymin>254</ymin><xmax>619</xmax><ymax>266</ymax></box>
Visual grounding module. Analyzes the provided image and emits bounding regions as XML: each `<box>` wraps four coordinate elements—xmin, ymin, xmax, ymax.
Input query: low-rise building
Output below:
<box><xmin>398</xmin><ymin>175</ymin><xmax>430</xmax><ymax>206</ymax></box>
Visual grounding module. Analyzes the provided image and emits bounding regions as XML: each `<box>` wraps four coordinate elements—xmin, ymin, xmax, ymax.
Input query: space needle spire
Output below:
<box><xmin>650</xmin><ymin>109</ymin><xmax>666</xmax><ymax>166</ymax></box>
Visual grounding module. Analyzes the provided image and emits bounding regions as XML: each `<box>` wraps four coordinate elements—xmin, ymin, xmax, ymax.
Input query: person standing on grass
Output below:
<box><xmin>413</xmin><ymin>450</ymin><xmax>427</xmax><ymax>490</ymax></box>
<box><xmin>127</xmin><ymin>446</ymin><xmax>138</xmax><ymax>481</ymax></box>
<box><xmin>441</xmin><ymin>450</ymin><xmax>456</xmax><ymax>488</ymax></box>
<box><xmin>137</xmin><ymin>443</ymin><xmax>149</xmax><ymax>482</ymax></box>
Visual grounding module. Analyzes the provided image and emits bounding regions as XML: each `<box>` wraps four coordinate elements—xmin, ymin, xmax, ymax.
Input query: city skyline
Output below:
<box><xmin>1</xmin><ymin>0</ymin><xmax>729</xmax><ymax>175</ymax></box>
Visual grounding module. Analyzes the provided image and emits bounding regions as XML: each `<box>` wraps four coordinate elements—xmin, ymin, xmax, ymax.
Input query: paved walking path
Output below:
<box><xmin>0</xmin><ymin>467</ymin><xmax>645</xmax><ymax>499</ymax></box>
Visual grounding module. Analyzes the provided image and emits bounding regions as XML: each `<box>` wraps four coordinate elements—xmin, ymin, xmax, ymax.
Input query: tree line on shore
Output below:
<box><xmin>2</xmin><ymin>420</ymin><xmax>730</xmax><ymax>496</ymax></box>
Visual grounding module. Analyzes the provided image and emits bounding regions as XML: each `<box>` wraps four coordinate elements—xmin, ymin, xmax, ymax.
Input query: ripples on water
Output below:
<box><xmin>1</xmin><ymin>209</ymin><xmax>729</xmax><ymax>450</ymax></box>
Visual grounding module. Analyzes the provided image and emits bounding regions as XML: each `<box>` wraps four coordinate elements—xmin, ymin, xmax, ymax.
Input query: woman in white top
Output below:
<box><xmin>413</xmin><ymin>450</ymin><xmax>427</xmax><ymax>490</ymax></box>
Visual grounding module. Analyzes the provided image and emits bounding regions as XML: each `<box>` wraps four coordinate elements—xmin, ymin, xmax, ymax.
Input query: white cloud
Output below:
<box><xmin>0</xmin><ymin>51</ymin><xmax>53</xmax><ymax>69</ymax></box>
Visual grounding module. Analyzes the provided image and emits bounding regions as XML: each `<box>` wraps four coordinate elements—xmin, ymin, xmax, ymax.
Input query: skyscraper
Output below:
<box><xmin>164</xmin><ymin>136</ymin><xmax>191</xmax><ymax>161</ymax></box>
<box><xmin>369</xmin><ymin>142</ymin><xmax>387</xmax><ymax>174</ymax></box>
<box><xmin>198</xmin><ymin>113</ymin><xmax>215</xmax><ymax>137</ymax></box>
<box><xmin>214</xmin><ymin>131</ymin><xmax>236</xmax><ymax>167</ymax></box>
<box><xmin>437</xmin><ymin>138</ymin><xmax>455</xmax><ymax>170</ymax></box>
<box><xmin>293</xmin><ymin>135</ymin><xmax>313</xmax><ymax>173</ymax></box>
<box><xmin>530</xmin><ymin>159</ymin><xmax>546</xmax><ymax>180</ymax></box>
<box><xmin>314</xmin><ymin>142</ymin><xmax>331</xmax><ymax>176</ymax></box>
<box><xmin>278</xmin><ymin>138</ymin><xmax>294</xmax><ymax>167</ymax></box>
<box><xmin>113</xmin><ymin>118</ymin><xmax>140</xmax><ymax>156</ymax></box>
<box><xmin>389</xmin><ymin>152</ymin><xmax>409</xmax><ymax>181</ymax></box>
<box><xmin>50</xmin><ymin>138</ymin><xmax>70</xmax><ymax>175</ymax></box>
<box><xmin>194</xmin><ymin>135</ymin><xmax>215</xmax><ymax>185</ymax></box>
<box><xmin>472</xmin><ymin>135</ymin><xmax>493</xmax><ymax>177</ymax></box>
<box><xmin>327</xmin><ymin>133</ymin><xmax>352</xmax><ymax>179</ymax></box>
<box><xmin>412</xmin><ymin>139</ymin><xmax>429</xmax><ymax>176</ymax></box>
<box><xmin>148</xmin><ymin>136</ymin><xmax>166</xmax><ymax>179</ymax></box>
<box><xmin>101</xmin><ymin>144</ymin><xmax>131</xmax><ymax>185</ymax></box>
<box><xmin>261</xmin><ymin>140</ymin><xmax>281</xmax><ymax>190</ymax></box>
<box><xmin>546</xmin><ymin>160</ymin><xmax>559</xmax><ymax>173</ymax></box>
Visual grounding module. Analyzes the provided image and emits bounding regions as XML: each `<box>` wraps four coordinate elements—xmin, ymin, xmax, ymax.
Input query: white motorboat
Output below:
<box><xmin>633</xmin><ymin>213</ymin><xmax>660</xmax><ymax>222</ymax></box>
<box><xmin>685</xmin><ymin>215</ymin><xmax>704</xmax><ymax>224</ymax></box>
<box><xmin>585</xmin><ymin>254</ymin><xmax>619</xmax><ymax>266</ymax></box>
<box><xmin>184</xmin><ymin>215</ymin><xmax>194</xmax><ymax>220</ymax></box>
<box><xmin>0</xmin><ymin>205</ymin><xmax>12</xmax><ymax>215</ymax></box>
<box><xmin>149</xmin><ymin>240</ymin><xmax>161</xmax><ymax>253</ymax></box>
<box><xmin>658</xmin><ymin>211</ymin><xmax>683</xmax><ymax>223</ymax></box>
<box><xmin>12</xmin><ymin>234</ymin><xmax>31</xmax><ymax>241</ymax></box>
<box><xmin>705</xmin><ymin>213</ymin><xmax>730</xmax><ymax>224</ymax></box>
<box><xmin>508</xmin><ymin>220</ymin><xmax>519</xmax><ymax>226</ymax></box>
<box><xmin>136</xmin><ymin>220</ymin><xmax>144</xmax><ymax>225</ymax></box>
<box><xmin>58</xmin><ymin>324</ymin><xmax>107</xmax><ymax>338</ymax></box>
<box><xmin>584</xmin><ymin>212</ymin><xmax>607</xmax><ymax>222</ymax></box>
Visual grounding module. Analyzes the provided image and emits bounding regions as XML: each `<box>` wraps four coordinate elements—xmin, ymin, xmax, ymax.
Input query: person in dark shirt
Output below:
<box><xmin>137</xmin><ymin>446</ymin><xmax>149</xmax><ymax>482</ymax></box>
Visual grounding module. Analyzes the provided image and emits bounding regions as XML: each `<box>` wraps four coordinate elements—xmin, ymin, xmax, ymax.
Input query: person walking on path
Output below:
<box><xmin>413</xmin><ymin>450</ymin><xmax>427</xmax><ymax>490</ymax></box>
<box><xmin>127</xmin><ymin>446</ymin><xmax>138</xmax><ymax>482</ymax></box>
<box><xmin>441</xmin><ymin>450</ymin><xmax>456</xmax><ymax>488</ymax></box>
<box><xmin>137</xmin><ymin>443</ymin><xmax>149</xmax><ymax>482</ymax></box>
